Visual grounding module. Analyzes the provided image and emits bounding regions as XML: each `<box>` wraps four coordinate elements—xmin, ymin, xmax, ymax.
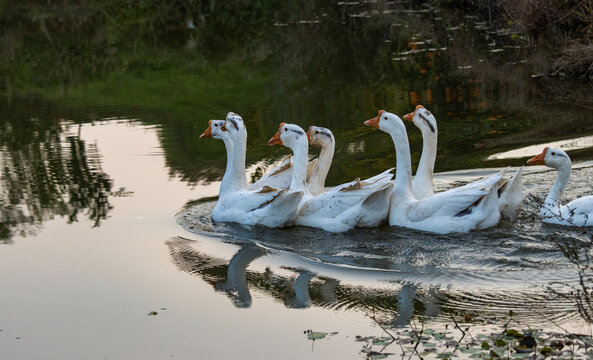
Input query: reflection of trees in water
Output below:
<box><xmin>551</xmin><ymin>231</ymin><xmax>593</xmax><ymax>323</ymax></box>
<box><xmin>0</xmin><ymin>103</ymin><xmax>119</xmax><ymax>241</ymax></box>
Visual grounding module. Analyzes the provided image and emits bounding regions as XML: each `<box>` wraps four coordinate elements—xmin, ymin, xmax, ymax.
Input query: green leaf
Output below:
<box><xmin>505</xmin><ymin>329</ymin><xmax>522</xmax><ymax>338</ymax></box>
<box><xmin>307</xmin><ymin>331</ymin><xmax>328</xmax><ymax>340</ymax></box>
<box><xmin>369</xmin><ymin>354</ymin><xmax>388</xmax><ymax>359</ymax></box>
<box><xmin>437</xmin><ymin>352</ymin><xmax>454</xmax><ymax>358</ymax></box>
<box><xmin>539</xmin><ymin>346</ymin><xmax>552</xmax><ymax>357</ymax></box>
<box><xmin>494</xmin><ymin>339</ymin><xmax>507</xmax><ymax>347</ymax></box>
<box><xmin>481</xmin><ymin>341</ymin><xmax>490</xmax><ymax>350</ymax></box>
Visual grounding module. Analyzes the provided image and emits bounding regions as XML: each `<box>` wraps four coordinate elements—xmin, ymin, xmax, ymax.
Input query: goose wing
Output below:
<box><xmin>298</xmin><ymin>180</ymin><xmax>389</xmax><ymax>218</ymax></box>
<box><xmin>408</xmin><ymin>176</ymin><xmax>501</xmax><ymax>221</ymax></box>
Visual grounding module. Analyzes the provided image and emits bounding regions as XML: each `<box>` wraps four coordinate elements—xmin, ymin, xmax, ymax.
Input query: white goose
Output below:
<box><xmin>365</xmin><ymin>110</ymin><xmax>501</xmax><ymax>234</ymax></box>
<box><xmin>200</xmin><ymin>120</ymin><xmax>303</xmax><ymax>227</ymax></box>
<box><xmin>306</xmin><ymin>126</ymin><xmax>394</xmax><ymax>196</ymax></box>
<box><xmin>268</xmin><ymin>123</ymin><xmax>393</xmax><ymax>232</ymax></box>
<box><xmin>221</xmin><ymin>112</ymin><xmax>317</xmax><ymax>191</ymax></box>
<box><xmin>527</xmin><ymin>147</ymin><xmax>593</xmax><ymax>227</ymax></box>
<box><xmin>403</xmin><ymin>105</ymin><xmax>523</xmax><ymax>218</ymax></box>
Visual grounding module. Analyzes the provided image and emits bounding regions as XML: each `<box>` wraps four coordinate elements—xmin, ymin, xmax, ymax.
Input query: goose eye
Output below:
<box><xmin>284</xmin><ymin>128</ymin><xmax>287</xmax><ymax>132</ymax></box>
<box><xmin>551</xmin><ymin>152</ymin><xmax>556</xmax><ymax>156</ymax></box>
<box><xmin>315</xmin><ymin>131</ymin><xmax>319</xmax><ymax>134</ymax></box>
<box><xmin>214</xmin><ymin>124</ymin><xmax>218</xmax><ymax>127</ymax></box>
<box><xmin>384</xmin><ymin>117</ymin><xmax>388</xmax><ymax>120</ymax></box>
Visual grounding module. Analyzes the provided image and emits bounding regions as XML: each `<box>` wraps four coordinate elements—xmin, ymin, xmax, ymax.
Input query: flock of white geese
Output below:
<box><xmin>199</xmin><ymin>106</ymin><xmax>593</xmax><ymax>234</ymax></box>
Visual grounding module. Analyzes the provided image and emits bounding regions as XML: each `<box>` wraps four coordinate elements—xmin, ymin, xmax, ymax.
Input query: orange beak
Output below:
<box><xmin>268</xmin><ymin>122</ymin><xmax>286</xmax><ymax>146</ymax></box>
<box><xmin>364</xmin><ymin>110</ymin><xmax>385</xmax><ymax>128</ymax></box>
<box><xmin>306</xmin><ymin>126</ymin><xmax>312</xmax><ymax>144</ymax></box>
<box><xmin>403</xmin><ymin>104</ymin><xmax>424</xmax><ymax>122</ymax></box>
<box><xmin>527</xmin><ymin>147</ymin><xmax>548</xmax><ymax>165</ymax></box>
<box><xmin>200</xmin><ymin>120</ymin><xmax>213</xmax><ymax>139</ymax></box>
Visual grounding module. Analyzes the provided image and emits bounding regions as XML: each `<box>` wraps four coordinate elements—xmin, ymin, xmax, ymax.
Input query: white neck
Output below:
<box><xmin>545</xmin><ymin>162</ymin><xmax>571</xmax><ymax>206</ymax></box>
<box><xmin>412</xmin><ymin>130</ymin><xmax>436</xmax><ymax>197</ymax></box>
<box><xmin>289</xmin><ymin>141</ymin><xmax>310</xmax><ymax>193</ymax></box>
<box><xmin>219</xmin><ymin>132</ymin><xmax>248</xmax><ymax>197</ymax></box>
<box><xmin>388</xmin><ymin>128</ymin><xmax>414</xmax><ymax>200</ymax></box>
<box><xmin>219</xmin><ymin>136</ymin><xmax>240</xmax><ymax>197</ymax></box>
<box><xmin>229</xmin><ymin>132</ymin><xmax>249</xmax><ymax>191</ymax></box>
<box><xmin>308</xmin><ymin>142</ymin><xmax>334</xmax><ymax>194</ymax></box>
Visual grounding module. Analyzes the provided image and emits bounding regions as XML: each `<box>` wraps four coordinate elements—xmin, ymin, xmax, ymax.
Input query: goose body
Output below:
<box><xmin>268</xmin><ymin>123</ymin><xmax>393</xmax><ymax>233</ymax></box>
<box><xmin>527</xmin><ymin>147</ymin><xmax>593</xmax><ymax>227</ymax></box>
<box><xmin>305</xmin><ymin>126</ymin><xmax>394</xmax><ymax>227</ymax></box>
<box><xmin>403</xmin><ymin>105</ymin><xmax>523</xmax><ymax>218</ymax></box>
<box><xmin>365</xmin><ymin>110</ymin><xmax>501</xmax><ymax>234</ymax></box>
<box><xmin>200</xmin><ymin>119</ymin><xmax>303</xmax><ymax>228</ymax></box>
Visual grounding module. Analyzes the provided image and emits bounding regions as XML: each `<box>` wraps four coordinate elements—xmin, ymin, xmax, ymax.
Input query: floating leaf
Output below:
<box><xmin>147</xmin><ymin>311</ymin><xmax>158</xmax><ymax>316</ymax></box>
<box><xmin>481</xmin><ymin>341</ymin><xmax>491</xmax><ymax>350</ymax></box>
<box><xmin>367</xmin><ymin>351</ymin><xmax>393</xmax><ymax>359</ymax></box>
<box><xmin>515</xmin><ymin>347</ymin><xmax>534</xmax><ymax>354</ymax></box>
<box><xmin>373</xmin><ymin>340</ymin><xmax>391</xmax><ymax>346</ymax></box>
<box><xmin>540</xmin><ymin>346</ymin><xmax>552</xmax><ymax>357</ymax></box>
<box><xmin>495</xmin><ymin>339</ymin><xmax>507</xmax><ymax>347</ymax></box>
<box><xmin>512</xmin><ymin>353</ymin><xmax>530</xmax><ymax>358</ymax></box>
<box><xmin>307</xmin><ymin>331</ymin><xmax>328</xmax><ymax>340</ymax></box>
<box><xmin>505</xmin><ymin>329</ymin><xmax>523</xmax><ymax>338</ymax></box>
<box><xmin>437</xmin><ymin>352</ymin><xmax>454</xmax><ymax>358</ymax></box>
<box><xmin>519</xmin><ymin>335</ymin><xmax>536</xmax><ymax>348</ymax></box>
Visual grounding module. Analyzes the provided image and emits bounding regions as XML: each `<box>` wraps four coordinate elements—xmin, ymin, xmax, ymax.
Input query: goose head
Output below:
<box><xmin>527</xmin><ymin>147</ymin><xmax>572</xmax><ymax>169</ymax></box>
<box><xmin>364</xmin><ymin>110</ymin><xmax>407</xmax><ymax>138</ymax></box>
<box><xmin>306</xmin><ymin>126</ymin><xmax>334</xmax><ymax>149</ymax></box>
<box><xmin>403</xmin><ymin>105</ymin><xmax>438</xmax><ymax>138</ymax></box>
<box><xmin>224</xmin><ymin>112</ymin><xmax>247</xmax><ymax>141</ymax></box>
<box><xmin>200</xmin><ymin>120</ymin><xmax>229</xmax><ymax>140</ymax></box>
<box><xmin>268</xmin><ymin>123</ymin><xmax>308</xmax><ymax>150</ymax></box>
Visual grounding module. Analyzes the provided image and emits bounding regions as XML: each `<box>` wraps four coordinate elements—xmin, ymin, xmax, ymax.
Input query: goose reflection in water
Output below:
<box><xmin>167</xmin><ymin>238</ymin><xmax>344</xmax><ymax>310</ymax></box>
<box><xmin>282</xmin><ymin>269</ymin><xmax>341</xmax><ymax>309</ymax></box>
<box><xmin>215</xmin><ymin>243</ymin><xmax>268</xmax><ymax>308</ymax></box>
<box><xmin>167</xmin><ymin>237</ymin><xmax>585</xmax><ymax>328</ymax></box>
<box><xmin>166</xmin><ymin>238</ymin><xmax>438</xmax><ymax>323</ymax></box>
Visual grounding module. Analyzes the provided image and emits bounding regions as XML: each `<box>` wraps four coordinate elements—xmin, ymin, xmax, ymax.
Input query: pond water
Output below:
<box><xmin>2</xmin><ymin>2</ymin><xmax>593</xmax><ymax>359</ymax></box>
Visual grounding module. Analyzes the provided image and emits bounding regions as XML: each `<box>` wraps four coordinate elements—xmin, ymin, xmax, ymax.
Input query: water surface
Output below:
<box><xmin>2</xmin><ymin>2</ymin><xmax>593</xmax><ymax>359</ymax></box>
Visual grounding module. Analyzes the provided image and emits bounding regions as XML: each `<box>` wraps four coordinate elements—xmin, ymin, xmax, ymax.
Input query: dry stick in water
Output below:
<box><xmin>368</xmin><ymin>313</ymin><xmax>397</xmax><ymax>357</ymax></box>
<box><xmin>448</xmin><ymin>311</ymin><xmax>475</xmax><ymax>351</ymax></box>
<box><xmin>407</xmin><ymin>316</ymin><xmax>425</xmax><ymax>359</ymax></box>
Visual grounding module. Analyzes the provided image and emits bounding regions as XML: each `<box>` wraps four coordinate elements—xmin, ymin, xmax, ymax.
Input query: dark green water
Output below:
<box><xmin>1</xmin><ymin>2</ymin><xmax>593</xmax><ymax>359</ymax></box>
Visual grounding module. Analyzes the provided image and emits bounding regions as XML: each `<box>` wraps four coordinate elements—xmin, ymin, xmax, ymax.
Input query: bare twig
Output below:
<box><xmin>370</xmin><ymin>314</ymin><xmax>396</xmax><ymax>342</ymax></box>
<box><xmin>449</xmin><ymin>311</ymin><xmax>475</xmax><ymax>343</ymax></box>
